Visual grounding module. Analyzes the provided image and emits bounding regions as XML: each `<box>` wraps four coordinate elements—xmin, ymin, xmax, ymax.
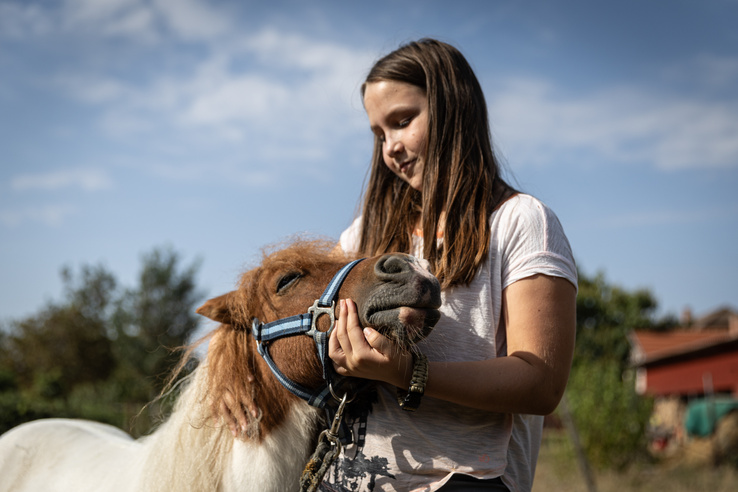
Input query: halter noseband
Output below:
<box><xmin>251</xmin><ymin>258</ymin><xmax>365</xmax><ymax>408</ymax></box>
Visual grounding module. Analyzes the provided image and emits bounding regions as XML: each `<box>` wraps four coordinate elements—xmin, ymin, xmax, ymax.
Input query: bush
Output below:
<box><xmin>565</xmin><ymin>360</ymin><xmax>653</xmax><ymax>469</ymax></box>
<box><xmin>0</xmin><ymin>246</ymin><xmax>203</xmax><ymax>438</ymax></box>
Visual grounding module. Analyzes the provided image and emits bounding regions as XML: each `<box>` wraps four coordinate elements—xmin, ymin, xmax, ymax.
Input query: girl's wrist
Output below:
<box><xmin>387</xmin><ymin>352</ymin><xmax>414</xmax><ymax>389</ymax></box>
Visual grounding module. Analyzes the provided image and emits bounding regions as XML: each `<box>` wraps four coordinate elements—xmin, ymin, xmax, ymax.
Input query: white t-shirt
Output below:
<box><xmin>323</xmin><ymin>194</ymin><xmax>577</xmax><ymax>492</ymax></box>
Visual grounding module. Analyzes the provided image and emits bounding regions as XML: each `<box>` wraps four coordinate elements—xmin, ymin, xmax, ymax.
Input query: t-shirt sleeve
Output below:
<box><xmin>498</xmin><ymin>196</ymin><xmax>578</xmax><ymax>291</ymax></box>
<box><xmin>339</xmin><ymin>216</ymin><xmax>363</xmax><ymax>254</ymax></box>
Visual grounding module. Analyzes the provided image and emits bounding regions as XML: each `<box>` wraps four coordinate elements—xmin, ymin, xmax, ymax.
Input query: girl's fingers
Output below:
<box><xmin>328</xmin><ymin>324</ymin><xmax>342</xmax><ymax>359</ymax></box>
<box><xmin>343</xmin><ymin>299</ymin><xmax>369</xmax><ymax>349</ymax></box>
<box><xmin>222</xmin><ymin>389</ymin><xmax>249</xmax><ymax>438</ymax></box>
<box><xmin>330</xmin><ymin>299</ymin><xmax>352</xmax><ymax>374</ymax></box>
<box><xmin>334</xmin><ymin>299</ymin><xmax>353</xmax><ymax>352</ymax></box>
<box><xmin>219</xmin><ymin>400</ymin><xmax>237</xmax><ymax>437</ymax></box>
<box><xmin>330</xmin><ymin>298</ymin><xmax>405</xmax><ymax>384</ymax></box>
<box><xmin>362</xmin><ymin>326</ymin><xmax>394</xmax><ymax>356</ymax></box>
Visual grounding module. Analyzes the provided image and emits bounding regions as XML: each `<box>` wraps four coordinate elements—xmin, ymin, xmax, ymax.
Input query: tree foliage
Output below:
<box><xmin>112</xmin><ymin>248</ymin><xmax>204</xmax><ymax>401</ymax></box>
<box><xmin>1</xmin><ymin>265</ymin><xmax>117</xmax><ymax>398</ymax></box>
<box><xmin>564</xmin><ymin>269</ymin><xmax>672</xmax><ymax>469</ymax></box>
<box><xmin>0</xmin><ymin>247</ymin><xmax>204</xmax><ymax>436</ymax></box>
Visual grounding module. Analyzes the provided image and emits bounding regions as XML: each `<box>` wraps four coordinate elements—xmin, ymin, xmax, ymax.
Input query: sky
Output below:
<box><xmin>1</xmin><ymin>0</ymin><xmax>736</xmax><ymax>326</ymax></box>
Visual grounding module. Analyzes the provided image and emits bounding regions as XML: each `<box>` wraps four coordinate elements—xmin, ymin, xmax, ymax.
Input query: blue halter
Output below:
<box><xmin>251</xmin><ymin>258</ymin><xmax>365</xmax><ymax>408</ymax></box>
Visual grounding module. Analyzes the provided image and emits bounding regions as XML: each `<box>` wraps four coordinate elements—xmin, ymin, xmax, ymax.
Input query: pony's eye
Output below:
<box><xmin>276</xmin><ymin>272</ymin><xmax>302</xmax><ymax>293</ymax></box>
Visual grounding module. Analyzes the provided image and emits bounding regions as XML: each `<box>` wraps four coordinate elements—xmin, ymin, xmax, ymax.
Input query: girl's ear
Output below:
<box><xmin>196</xmin><ymin>292</ymin><xmax>236</xmax><ymax>325</ymax></box>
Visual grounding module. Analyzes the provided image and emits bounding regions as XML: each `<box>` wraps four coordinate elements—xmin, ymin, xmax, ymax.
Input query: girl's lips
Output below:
<box><xmin>399</xmin><ymin>158</ymin><xmax>415</xmax><ymax>173</ymax></box>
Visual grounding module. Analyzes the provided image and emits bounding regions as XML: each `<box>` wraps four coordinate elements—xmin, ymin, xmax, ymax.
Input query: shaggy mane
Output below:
<box><xmin>139</xmin><ymin>366</ymin><xmax>231</xmax><ymax>491</ymax></box>
<box><xmin>161</xmin><ymin>239</ymin><xmax>347</xmax><ymax>445</ymax></box>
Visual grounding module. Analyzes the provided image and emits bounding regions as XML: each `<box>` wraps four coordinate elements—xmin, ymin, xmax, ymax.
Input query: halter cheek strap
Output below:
<box><xmin>252</xmin><ymin>258</ymin><xmax>365</xmax><ymax>409</ymax></box>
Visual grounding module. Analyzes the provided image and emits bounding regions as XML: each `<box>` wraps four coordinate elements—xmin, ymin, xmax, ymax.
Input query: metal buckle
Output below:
<box><xmin>306</xmin><ymin>299</ymin><xmax>336</xmax><ymax>336</ymax></box>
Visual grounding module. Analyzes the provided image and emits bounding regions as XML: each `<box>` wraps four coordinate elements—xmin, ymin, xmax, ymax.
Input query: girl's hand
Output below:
<box><xmin>329</xmin><ymin>299</ymin><xmax>412</xmax><ymax>388</ymax></box>
<box><xmin>218</xmin><ymin>387</ymin><xmax>259</xmax><ymax>438</ymax></box>
<box><xmin>209</xmin><ymin>330</ymin><xmax>260</xmax><ymax>438</ymax></box>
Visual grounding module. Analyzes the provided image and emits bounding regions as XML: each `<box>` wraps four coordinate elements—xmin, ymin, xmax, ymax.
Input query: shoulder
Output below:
<box><xmin>492</xmin><ymin>194</ymin><xmax>561</xmax><ymax>236</ymax></box>
<box><xmin>491</xmin><ymin>194</ymin><xmax>577</xmax><ymax>288</ymax></box>
<box><xmin>339</xmin><ymin>216</ymin><xmax>363</xmax><ymax>254</ymax></box>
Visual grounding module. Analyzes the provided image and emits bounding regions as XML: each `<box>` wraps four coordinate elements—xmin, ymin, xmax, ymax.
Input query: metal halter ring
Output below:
<box><xmin>329</xmin><ymin>382</ymin><xmax>356</xmax><ymax>404</ymax></box>
<box><xmin>306</xmin><ymin>299</ymin><xmax>336</xmax><ymax>338</ymax></box>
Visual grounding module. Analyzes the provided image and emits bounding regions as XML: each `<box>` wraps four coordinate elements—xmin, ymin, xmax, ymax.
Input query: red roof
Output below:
<box><xmin>629</xmin><ymin>330</ymin><xmax>735</xmax><ymax>365</ymax></box>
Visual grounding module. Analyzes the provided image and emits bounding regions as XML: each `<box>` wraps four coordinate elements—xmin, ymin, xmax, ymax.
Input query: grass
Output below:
<box><xmin>533</xmin><ymin>430</ymin><xmax>738</xmax><ymax>492</ymax></box>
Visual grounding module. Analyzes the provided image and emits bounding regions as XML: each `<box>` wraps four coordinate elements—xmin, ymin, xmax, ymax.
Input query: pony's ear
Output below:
<box><xmin>196</xmin><ymin>292</ymin><xmax>236</xmax><ymax>324</ymax></box>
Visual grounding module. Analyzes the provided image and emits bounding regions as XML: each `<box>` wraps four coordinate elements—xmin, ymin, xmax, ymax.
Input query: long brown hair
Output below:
<box><xmin>357</xmin><ymin>38</ymin><xmax>514</xmax><ymax>288</ymax></box>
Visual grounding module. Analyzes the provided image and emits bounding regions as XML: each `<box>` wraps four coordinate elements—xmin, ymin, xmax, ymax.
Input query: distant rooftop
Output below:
<box><xmin>630</xmin><ymin>306</ymin><xmax>738</xmax><ymax>365</ymax></box>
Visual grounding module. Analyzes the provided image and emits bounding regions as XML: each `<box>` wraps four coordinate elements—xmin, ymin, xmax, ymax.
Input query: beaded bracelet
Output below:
<box><xmin>396</xmin><ymin>353</ymin><xmax>428</xmax><ymax>412</ymax></box>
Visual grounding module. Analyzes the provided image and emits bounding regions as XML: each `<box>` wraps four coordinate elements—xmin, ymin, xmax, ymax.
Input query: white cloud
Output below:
<box><xmin>661</xmin><ymin>53</ymin><xmax>738</xmax><ymax>92</ymax></box>
<box><xmin>50</xmin><ymin>24</ymin><xmax>374</xmax><ymax>170</ymax></box>
<box><xmin>0</xmin><ymin>0</ymin><xmax>152</xmax><ymax>42</ymax></box>
<box><xmin>3</xmin><ymin>1</ymin><xmax>374</xmax><ymax>183</ymax></box>
<box><xmin>0</xmin><ymin>204</ymin><xmax>77</xmax><ymax>227</ymax></box>
<box><xmin>60</xmin><ymin>0</ymin><xmax>231</xmax><ymax>41</ymax></box>
<box><xmin>152</xmin><ymin>0</ymin><xmax>231</xmax><ymax>40</ymax></box>
<box><xmin>244</xmin><ymin>28</ymin><xmax>368</xmax><ymax>73</ymax></box>
<box><xmin>12</xmin><ymin>168</ymin><xmax>113</xmax><ymax>192</ymax></box>
<box><xmin>57</xmin><ymin>77</ymin><xmax>132</xmax><ymax>105</ymax></box>
<box><xmin>62</xmin><ymin>0</ymin><xmax>138</xmax><ymax>29</ymax></box>
<box><xmin>31</xmin><ymin>2</ymin><xmax>738</xmax><ymax>180</ymax></box>
<box><xmin>5</xmin><ymin>2</ymin><xmax>737</xmax><ymax>176</ymax></box>
<box><xmin>98</xmin><ymin>4</ymin><xmax>157</xmax><ymax>40</ymax></box>
<box><xmin>489</xmin><ymin>77</ymin><xmax>738</xmax><ymax>171</ymax></box>
<box><xmin>0</xmin><ymin>2</ymin><xmax>53</xmax><ymax>38</ymax></box>
<box><xmin>0</xmin><ymin>0</ymin><xmax>231</xmax><ymax>43</ymax></box>
<box><xmin>182</xmin><ymin>72</ymin><xmax>291</xmax><ymax>127</ymax></box>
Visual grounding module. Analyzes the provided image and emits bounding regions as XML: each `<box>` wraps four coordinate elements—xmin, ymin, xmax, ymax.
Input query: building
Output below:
<box><xmin>628</xmin><ymin>307</ymin><xmax>738</xmax><ymax>461</ymax></box>
<box><xmin>629</xmin><ymin>307</ymin><xmax>738</xmax><ymax>398</ymax></box>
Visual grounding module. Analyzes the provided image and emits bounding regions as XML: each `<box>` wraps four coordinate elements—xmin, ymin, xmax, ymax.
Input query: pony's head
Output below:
<box><xmin>197</xmin><ymin>240</ymin><xmax>441</xmax><ymax>440</ymax></box>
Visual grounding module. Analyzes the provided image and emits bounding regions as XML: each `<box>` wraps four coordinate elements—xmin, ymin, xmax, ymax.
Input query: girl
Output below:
<box><xmin>325</xmin><ymin>38</ymin><xmax>578</xmax><ymax>492</ymax></box>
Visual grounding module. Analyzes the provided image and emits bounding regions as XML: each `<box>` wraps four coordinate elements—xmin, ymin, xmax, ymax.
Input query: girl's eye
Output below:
<box><xmin>398</xmin><ymin>118</ymin><xmax>411</xmax><ymax>128</ymax></box>
<box><xmin>276</xmin><ymin>272</ymin><xmax>302</xmax><ymax>293</ymax></box>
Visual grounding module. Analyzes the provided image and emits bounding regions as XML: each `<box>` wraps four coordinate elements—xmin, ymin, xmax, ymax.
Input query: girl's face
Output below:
<box><xmin>363</xmin><ymin>80</ymin><xmax>428</xmax><ymax>192</ymax></box>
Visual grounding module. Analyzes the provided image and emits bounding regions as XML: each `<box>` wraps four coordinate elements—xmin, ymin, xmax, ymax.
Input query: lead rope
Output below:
<box><xmin>299</xmin><ymin>392</ymin><xmax>352</xmax><ymax>492</ymax></box>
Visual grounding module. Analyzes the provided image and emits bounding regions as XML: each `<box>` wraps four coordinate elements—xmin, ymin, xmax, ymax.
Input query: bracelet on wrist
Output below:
<box><xmin>396</xmin><ymin>353</ymin><xmax>428</xmax><ymax>412</ymax></box>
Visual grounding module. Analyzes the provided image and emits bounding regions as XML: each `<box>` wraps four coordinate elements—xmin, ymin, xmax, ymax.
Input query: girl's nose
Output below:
<box><xmin>385</xmin><ymin>136</ymin><xmax>403</xmax><ymax>157</ymax></box>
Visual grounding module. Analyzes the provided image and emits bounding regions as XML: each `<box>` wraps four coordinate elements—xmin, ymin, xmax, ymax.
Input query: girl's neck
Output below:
<box><xmin>414</xmin><ymin>211</ymin><xmax>446</xmax><ymax>239</ymax></box>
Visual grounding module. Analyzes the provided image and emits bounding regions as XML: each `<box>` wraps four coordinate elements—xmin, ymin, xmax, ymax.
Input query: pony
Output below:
<box><xmin>0</xmin><ymin>240</ymin><xmax>442</xmax><ymax>492</ymax></box>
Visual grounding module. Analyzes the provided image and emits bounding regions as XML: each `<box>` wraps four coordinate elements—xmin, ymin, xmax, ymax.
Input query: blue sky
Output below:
<box><xmin>1</xmin><ymin>0</ymin><xmax>736</xmax><ymax>325</ymax></box>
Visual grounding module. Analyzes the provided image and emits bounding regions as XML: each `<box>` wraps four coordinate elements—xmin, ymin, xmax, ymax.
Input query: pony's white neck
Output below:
<box><xmin>222</xmin><ymin>403</ymin><xmax>321</xmax><ymax>492</ymax></box>
<box><xmin>139</xmin><ymin>364</ymin><xmax>322</xmax><ymax>492</ymax></box>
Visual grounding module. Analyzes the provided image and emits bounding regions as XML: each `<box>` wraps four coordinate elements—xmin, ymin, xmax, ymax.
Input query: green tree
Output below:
<box><xmin>0</xmin><ymin>265</ymin><xmax>117</xmax><ymax>398</ymax></box>
<box><xmin>0</xmin><ymin>246</ymin><xmax>204</xmax><ymax>435</ymax></box>
<box><xmin>0</xmin><ymin>265</ymin><xmax>118</xmax><ymax>432</ymax></box>
<box><xmin>564</xmin><ymin>269</ymin><xmax>669</xmax><ymax>469</ymax></box>
<box><xmin>112</xmin><ymin>247</ymin><xmax>204</xmax><ymax>401</ymax></box>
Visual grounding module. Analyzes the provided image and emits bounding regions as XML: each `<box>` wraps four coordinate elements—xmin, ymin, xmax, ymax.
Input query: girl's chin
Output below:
<box><xmin>406</xmin><ymin>176</ymin><xmax>423</xmax><ymax>191</ymax></box>
<box><xmin>389</xmin><ymin>168</ymin><xmax>422</xmax><ymax>191</ymax></box>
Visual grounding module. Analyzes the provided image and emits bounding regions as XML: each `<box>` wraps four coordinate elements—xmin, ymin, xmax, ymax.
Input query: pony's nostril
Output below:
<box><xmin>375</xmin><ymin>254</ymin><xmax>411</xmax><ymax>278</ymax></box>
